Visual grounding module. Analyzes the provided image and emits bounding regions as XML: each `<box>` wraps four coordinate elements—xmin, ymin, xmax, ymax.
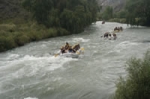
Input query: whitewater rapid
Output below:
<box><xmin>0</xmin><ymin>21</ymin><xmax>150</xmax><ymax>99</ymax></box>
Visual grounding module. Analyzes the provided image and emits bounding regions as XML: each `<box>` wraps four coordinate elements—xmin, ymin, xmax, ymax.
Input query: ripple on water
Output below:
<box><xmin>24</xmin><ymin>97</ymin><xmax>38</xmax><ymax>99</ymax></box>
<box><xmin>0</xmin><ymin>22</ymin><xmax>150</xmax><ymax>99</ymax></box>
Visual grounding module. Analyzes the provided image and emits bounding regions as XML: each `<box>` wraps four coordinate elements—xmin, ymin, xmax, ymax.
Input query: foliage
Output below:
<box><xmin>114</xmin><ymin>50</ymin><xmax>150</xmax><ymax>99</ymax></box>
<box><xmin>109</xmin><ymin>18</ymin><xmax>126</xmax><ymax>23</ymax></box>
<box><xmin>125</xmin><ymin>0</ymin><xmax>150</xmax><ymax>26</ymax></box>
<box><xmin>0</xmin><ymin>0</ymin><xmax>100</xmax><ymax>52</ymax></box>
<box><xmin>22</xmin><ymin>0</ymin><xmax>100</xmax><ymax>33</ymax></box>
<box><xmin>0</xmin><ymin>22</ymin><xmax>69</xmax><ymax>52</ymax></box>
<box><xmin>99</xmin><ymin>6</ymin><xmax>113</xmax><ymax>20</ymax></box>
<box><xmin>114</xmin><ymin>10</ymin><xmax>128</xmax><ymax>19</ymax></box>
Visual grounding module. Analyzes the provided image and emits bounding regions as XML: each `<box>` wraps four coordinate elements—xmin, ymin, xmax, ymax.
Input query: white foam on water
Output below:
<box><xmin>0</xmin><ymin>54</ymin><xmax>77</xmax><ymax>97</ymax></box>
<box><xmin>46</xmin><ymin>56</ymin><xmax>75</xmax><ymax>71</ymax></box>
<box><xmin>114</xmin><ymin>41</ymin><xmax>139</xmax><ymax>50</ymax></box>
<box><xmin>0</xmin><ymin>54</ymin><xmax>76</xmax><ymax>83</ymax></box>
<box><xmin>24</xmin><ymin>97</ymin><xmax>38</xmax><ymax>99</ymax></box>
<box><xmin>7</xmin><ymin>54</ymin><xmax>20</xmax><ymax>59</ymax></box>
<box><xmin>72</xmin><ymin>38</ymin><xmax>90</xmax><ymax>42</ymax></box>
<box><xmin>106</xmin><ymin>41</ymin><xmax>140</xmax><ymax>56</ymax></box>
<box><xmin>1</xmin><ymin>54</ymin><xmax>72</xmax><ymax>68</ymax></box>
<box><xmin>0</xmin><ymin>54</ymin><xmax>20</xmax><ymax>61</ymax></box>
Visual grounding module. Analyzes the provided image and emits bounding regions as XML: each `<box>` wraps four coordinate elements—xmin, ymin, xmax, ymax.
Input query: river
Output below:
<box><xmin>0</xmin><ymin>21</ymin><xmax>150</xmax><ymax>99</ymax></box>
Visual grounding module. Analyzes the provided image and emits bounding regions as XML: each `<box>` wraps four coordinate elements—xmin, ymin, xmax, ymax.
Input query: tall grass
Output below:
<box><xmin>114</xmin><ymin>50</ymin><xmax>150</xmax><ymax>99</ymax></box>
<box><xmin>109</xmin><ymin>18</ymin><xmax>126</xmax><ymax>23</ymax></box>
<box><xmin>0</xmin><ymin>22</ymin><xmax>69</xmax><ymax>52</ymax></box>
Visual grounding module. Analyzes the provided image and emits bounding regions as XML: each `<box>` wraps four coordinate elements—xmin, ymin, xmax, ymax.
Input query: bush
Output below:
<box><xmin>56</xmin><ymin>28</ymin><xmax>69</xmax><ymax>36</ymax></box>
<box><xmin>15</xmin><ymin>33</ymin><xmax>30</xmax><ymax>46</ymax></box>
<box><xmin>0</xmin><ymin>22</ymin><xmax>70</xmax><ymax>52</ymax></box>
<box><xmin>114</xmin><ymin>50</ymin><xmax>150</xmax><ymax>99</ymax></box>
<box><xmin>47</xmin><ymin>28</ymin><xmax>58</xmax><ymax>37</ymax></box>
<box><xmin>0</xmin><ymin>36</ymin><xmax>17</xmax><ymax>52</ymax></box>
<box><xmin>109</xmin><ymin>18</ymin><xmax>126</xmax><ymax>23</ymax></box>
<box><xmin>0</xmin><ymin>24</ymin><xmax>16</xmax><ymax>32</ymax></box>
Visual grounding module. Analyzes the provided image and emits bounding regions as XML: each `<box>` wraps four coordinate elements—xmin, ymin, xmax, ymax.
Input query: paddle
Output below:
<box><xmin>54</xmin><ymin>51</ymin><xmax>61</xmax><ymax>57</ymax></box>
<box><xmin>80</xmin><ymin>47</ymin><xmax>84</xmax><ymax>51</ymax></box>
<box><xmin>54</xmin><ymin>53</ymin><xmax>60</xmax><ymax>57</ymax></box>
<box><xmin>54</xmin><ymin>43</ymin><xmax>84</xmax><ymax>57</ymax></box>
<box><xmin>76</xmin><ymin>47</ymin><xmax>84</xmax><ymax>55</ymax></box>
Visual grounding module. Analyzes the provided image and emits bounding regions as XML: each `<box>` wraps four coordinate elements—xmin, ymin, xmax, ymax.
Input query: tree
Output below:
<box><xmin>125</xmin><ymin>0</ymin><xmax>150</xmax><ymax>26</ymax></box>
<box><xmin>22</xmin><ymin>0</ymin><xmax>99</xmax><ymax>33</ymax></box>
<box><xmin>102</xmin><ymin>6</ymin><xmax>113</xmax><ymax>20</ymax></box>
<box><xmin>114</xmin><ymin>50</ymin><xmax>150</xmax><ymax>99</ymax></box>
<box><xmin>116</xmin><ymin>10</ymin><xmax>128</xmax><ymax>18</ymax></box>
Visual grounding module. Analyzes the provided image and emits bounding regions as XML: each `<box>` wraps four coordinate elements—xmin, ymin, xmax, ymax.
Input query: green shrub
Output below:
<box><xmin>0</xmin><ymin>22</ymin><xmax>70</xmax><ymax>52</ymax></box>
<box><xmin>0</xmin><ymin>24</ymin><xmax>16</xmax><ymax>32</ymax></box>
<box><xmin>109</xmin><ymin>18</ymin><xmax>126</xmax><ymax>23</ymax></box>
<box><xmin>57</xmin><ymin>28</ymin><xmax>69</xmax><ymax>36</ymax></box>
<box><xmin>0</xmin><ymin>36</ymin><xmax>17</xmax><ymax>52</ymax></box>
<box><xmin>15</xmin><ymin>33</ymin><xmax>30</xmax><ymax>46</ymax></box>
<box><xmin>26</xmin><ymin>30</ymin><xmax>39</xmax><ymax>41</ymax></box>
<box><xmin>114</xmin><ymin>50</ymin><xmax>150</xmax><ymax>99</ymax></box>
<box><xmin>47</xmin><ymin>28</ymin><xmax>58</xmax><ymax>37</ymax></box>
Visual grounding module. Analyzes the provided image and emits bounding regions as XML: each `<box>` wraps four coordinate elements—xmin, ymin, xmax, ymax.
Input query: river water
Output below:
<box><xmin>0</xmin><ymin>21</ymin><xmax>150</xmax><ymax>99</ymax></box>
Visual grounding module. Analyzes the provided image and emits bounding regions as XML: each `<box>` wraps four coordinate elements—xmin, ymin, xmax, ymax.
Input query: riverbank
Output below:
<box><xmin>0</xmin><ymin>0</ymin><xmax>99</xmax><ymax>52</ymax></box>
<box><xmin>0</xmin><ymin>21</ymin><xmax>69</xmax><ymax>52</ymax></box>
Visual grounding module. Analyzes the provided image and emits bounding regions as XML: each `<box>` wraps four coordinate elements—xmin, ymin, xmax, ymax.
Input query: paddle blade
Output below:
<box><xmin>55</xmin><ymin>54</ymin><xmax>58</xmax><ymax>57</ymax></box>
<box><xmin>76</xmin><ymin>47</ymin><xmax>84</xmax><ymax>55</ymax></box>
<box><xmin>54</xmin><ymin>53</ymin><xmax>60</xmax><ymax>57</ymax></box>
<box><xmin>76</xmin><ymin>51</ymin><xmax>80</xmax><ymax>55</ymax></box>
<box><xmin>80</xmin><ymin>47</ymin><xmax>84</xmax><ymax>51</ymax></box>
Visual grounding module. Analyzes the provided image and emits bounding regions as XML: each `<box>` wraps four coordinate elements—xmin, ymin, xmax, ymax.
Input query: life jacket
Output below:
<box><xmin>72</xmin><ymin>44</ymin><xmax>80</xmax><ymax>52</ymax></box>
<box><xmin>61</xmin><ymin>47</ymin><xmax>65</xmax><ymax>53</ymax></box>
<box><xmin>113</xmin><ymin>33</ymin><xmax>116</xmax><ymax>37</ymax></box>
<box><xmin>65</xmin><ymin>44</ymin><xmax>69</xmax><ymax>50</ymax></box>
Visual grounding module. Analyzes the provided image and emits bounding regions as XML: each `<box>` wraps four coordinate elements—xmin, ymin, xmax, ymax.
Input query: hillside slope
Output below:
<box><xmin>98</xmin><ymin>0</ymin><xmax>126</xmax><ymax>12</ymax></box>
<box><xmin>0</xmin><ymin>0</ymin><xmax>126</xmax><ymax>21</ymax></box>
<box><xmin>0</xmin><ymin>0</ymin><xmax>28</xmax><ymax>21</ymax></box>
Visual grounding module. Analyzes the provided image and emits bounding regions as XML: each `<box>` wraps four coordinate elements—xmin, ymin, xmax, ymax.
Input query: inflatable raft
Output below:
<box><xmin>55</xmin><ymin>47</ymin><xmax>84</xmax><ymax>58</ymax></box>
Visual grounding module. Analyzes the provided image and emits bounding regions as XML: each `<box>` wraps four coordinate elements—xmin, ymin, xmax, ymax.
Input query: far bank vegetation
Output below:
<box><xmin>114</xmin><ymin>50</ymin><xmax>150</xmax><ymax>99</ymax></box>
<box><xmin>0</xmin><ymin>0</ymin><xmax>100</xmax><ymax>52</ymax></box>
<box><xmin>99</xmin><ymin>0</ymin><xmax>150</xmax><ymax>26</ymax></box>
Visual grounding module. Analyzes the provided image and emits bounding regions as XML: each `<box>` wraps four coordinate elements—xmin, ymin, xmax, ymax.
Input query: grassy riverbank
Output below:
<box><xmin>0</xmin><ymin>21</ymin><xmax>69</xmax><ymax>52</ymax></box>
<box><xmin>0</xmin><ymin>0</ymin><xmax>99</xmax><ymax>52</ymax></box>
